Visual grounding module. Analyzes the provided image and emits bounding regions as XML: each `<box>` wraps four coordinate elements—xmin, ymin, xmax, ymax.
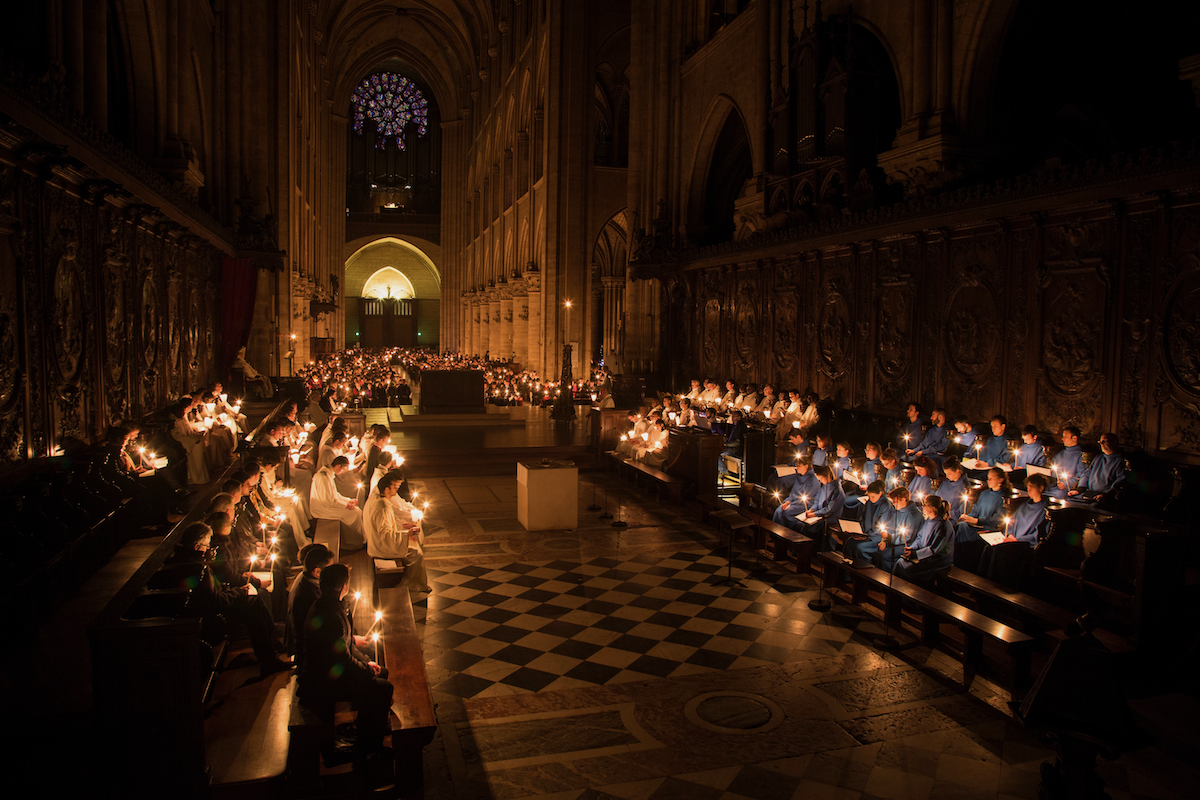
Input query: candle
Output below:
<box><xmin>352</xmin><ymin>591</ymin><xmax>361</xmax><ymax>618</ymax></box>
<box><xmin>411</xmin><ymin>508</ymin><xmax>423</xmax><ymax>523</ymax></box>
<box><xmin>372</xmin><ymin>632</ymin><xmax>380</xmax><ymax>663</ymax></box>
<box><xmin>801</xmin><ymin>494</ymin><xmax>809</xmax><ymax>512</ymax></box>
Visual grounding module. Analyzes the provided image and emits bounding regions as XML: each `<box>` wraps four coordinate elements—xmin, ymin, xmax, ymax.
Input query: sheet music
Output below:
<box><xmin>961</xmin><ymin>458</ymin><xmax>980</xmax><ymax>469</ymax></box>
<box><xmin>840</xmin><ymin>519</ymin><xmax>864</xmax><ymax>536</ymax></box>
<box><xmin>773</xmin><ymin>465</ymin><xmax>797</xmax><ymax>476</ymax></box>
<box><xmin>153</xmin><ymin>456</ymin><xmax>169</xmax><ymax>469</ymax></box>
<box><xmin>374</xmin><ymin>559</ymin><xmax>400</xmax><ymax>570</ymax></box>
<box><xmin>1026</xmin><ymin>464</ymin><xmax>1054</xmax><ymax>476</ymax></box>
<box><xmin>979</xmin><ymin>531</ymin><xmax>1007</xmax><ymax>546</ymax></box>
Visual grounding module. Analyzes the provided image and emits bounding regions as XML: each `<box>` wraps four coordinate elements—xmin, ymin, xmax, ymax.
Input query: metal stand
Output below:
<box><xmin>587</xmin><ymin>472</ymin><xmax>601</xmax><ymax>511</ymax></box>
<box><xmin>710</xmin><ymin>510</ymin><xmax>751</xmax><ymax>587</ymax></box>
<box><xmin>808</xmin><ymin>523</ymin><xmax>833</xmax><ymax>610</ymax></box>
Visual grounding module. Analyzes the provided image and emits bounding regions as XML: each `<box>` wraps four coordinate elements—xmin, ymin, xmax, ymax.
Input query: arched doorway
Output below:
<box><xmin>344</xmin><ymin>237</ymin><xmax>441</xmax><ymax>348</ymax></box>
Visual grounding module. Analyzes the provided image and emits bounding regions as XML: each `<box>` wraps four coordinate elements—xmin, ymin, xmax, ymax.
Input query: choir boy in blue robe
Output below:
<box><xmin>768</xmin><ymin>432</ymin><xmax>808</xmax><ymax>495</ymax></box>
<box><xmin>897</xmin><ymin>402</ymin><xmax>926</xmax><ymax>452</ymax></box>
<box><xmin>967</xmin><ymin>415</ymin><xmax>1013</xmax><ymax>480</ymax></box>
<box><xmin>954</xmin><ymin>468</ymin><xmax>1010</xmax><ymax>569</ymax></box>
<box><xmin>789</xmin><ymin>466</ymin><xmax>845</xmax><ymax>545</ymax></box>
<box><xmin>875</xmin><ymin>487</ymin><xmax>923</xmax><ymax>573</ymax></box>
<box><xmin>907</xmin><ymin>408</ymin><xmax>950</xmax><ymax>462</ymax></box>
<box><xmin>894</xmin><ymin>495</ymin><xmax>955</xmax><ymax>585</ymax></box>
<box><xmin>1047</xmin><ymin>426</ymin><xmax>1088</xmax><ymax>499</ymax></box>
<box><xmin>952</xmin><ymin>416</ymin><xmax>978</xmax><ymax>451</ymax></box>
<box><xmin>907</xmin><ymin>457</ymin><xmax>936</xmax><ymax>502</ymax></box>
<box><xmin>1004</xmin><ymin>425</ymin><xmax>1046</xmax><ymax>489</ymax></box>
<box><xmin>1070</xmin><ymin>433</ymin><xmax>1126</xmax><ymax>501</ymax></box>
<box><xmin>845</xmin><ymin>480</ymin><xmax>890</xmax><ymax>563</ymax></box>
<box><xmin>861</xmin><ymin>443</ymin><xmax>883</xmax><ymax>486</ymax></box>
<box><xmin>978</xmin><ymin>474</ymin><xmax>1049</xmax><ymax>585</ymax></box>
<box><xmin>833</xmin><ymin>442</ymin><xmax>853</xmax><ymax>481</ymax></box>
<box><xmin>771</xmin><ymin>456</ymin><xmax>818</xmax><ymax>530</ymax></box>
<box><xmin>810</xmin><ymin>432</ymin><xmax>834</xmax><ymax>468</ymax></box>
<box><xmin>934</xmin><ymin>459</ymin><xmax>969</xmax><ymax>522</ymax></box>
<box><xmin>880</xmin><ymin>449</ymin><xmax>905</xmax><ymax>492</ymax></box>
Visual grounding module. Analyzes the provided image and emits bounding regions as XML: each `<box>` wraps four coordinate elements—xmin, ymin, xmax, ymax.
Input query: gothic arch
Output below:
<box><xmin>685</xmin><ymin>94</ymin><xmax>754</xmax><ymax>245</ymax></box>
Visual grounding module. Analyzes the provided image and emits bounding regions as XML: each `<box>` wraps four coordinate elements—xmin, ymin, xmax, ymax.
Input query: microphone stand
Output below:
<box><xmin>587</xmin><ymin>471</ymin><xmax>601</xmax><ymax>511</ymax></box>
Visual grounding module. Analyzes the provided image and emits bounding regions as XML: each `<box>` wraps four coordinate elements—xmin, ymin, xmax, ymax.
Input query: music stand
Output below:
<box><xmin>710</xmin><ymin>509</ymin><xmax>752</xmax><ymax>587</ymax></box>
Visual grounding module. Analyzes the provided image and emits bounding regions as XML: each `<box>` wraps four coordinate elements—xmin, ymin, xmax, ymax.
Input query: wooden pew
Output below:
<box><xmin>313</xmin><ymin>518</ymin><xmax>341</xmax><ymax>564</ymax></box>
<box><xmin>817</xmin><ymin>551</ymin><xmax>1035</xmax><ymax>693</ymax></box>
<box><xmin>607</xmin><ymin>451</ymin><xmax>685</xmax><ymax>503</ymax></box>
<box><xmin>377</xmin><ymin>586</ymin><xmax>438</xmax><ymax>792</ymax></box>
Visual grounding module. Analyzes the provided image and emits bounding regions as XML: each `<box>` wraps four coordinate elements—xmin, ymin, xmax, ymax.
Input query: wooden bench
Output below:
<box><xmin>752</xmin><ymin>513</ymin><xmax>816</xmax><ymax>572</ymax></box>
<box><xmin>620</xmin><ymin>457</ymin><xmax>684</xmax><ymax>503</ymax></box>
<box><xmin>940</xmin><ymin>566</ymin><xmax>1076</xmax><ymax>633</ymax></box>
<box><xmin>313</xmin><ymin>518</ymin><xmax>341</xmax><ymax>564</ymax></box>
<box><xmin>817</xmin><ymin>551</ymin><xmax>1035</xmax><ymax>693</ymax></box>
<box><xmin>378</xmin><ymin>586</ymin><xmax>437</xmax><ymax>792</ymax></box>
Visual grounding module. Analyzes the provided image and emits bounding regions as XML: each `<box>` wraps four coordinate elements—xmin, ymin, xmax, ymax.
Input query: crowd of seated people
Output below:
<box><xmin>616</xmin><ymin>378</ymin><xmax>1135</xmax><ymax>591</ymax></box>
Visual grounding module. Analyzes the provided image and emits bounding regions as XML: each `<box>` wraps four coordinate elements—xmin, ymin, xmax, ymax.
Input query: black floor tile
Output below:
<box><xmin>696</xmin><ymin>607</ymin><xmax>739</xmax><ymax>623</ymax></box>
<box><xmin>456</xmin><ymin>565</ymin><xmax>493</xmax><ymax>578</ymax></box>
<box><xmin>429</xmin><ymin>650</ymin><xmax>484</xmax><ymax>672</ymax></box>
<box><xmin>565</xmin><ymin>661</ymin><xmax>621</xmax><ymax>685</ymax></box>
<box><xmin>608</xmin><ymin>634</ymin><xmax>659</xmax><ymax>653</ymax></box>
<box><xmin>421</xmin><ymin>628</ymin><xmax>474</xmax><ymax>649</ymax></box>
<box><xmin>538</xmin><ymin>620</ymin><xmax>586</xmax><ymax>639</ymax></box>
<box><xmin>625</xmin><ymin>654</ymin><xmax>679</xmax><ymax>678</ymax></box>
<box><xmin>544</xmin><ymin>560</ymin><xmax>581</xmax><ymax>571</ymax></box>
<box><xmin>627</xmin><ymin>595</ymin><xmax>671</xmax><ymax>611</ymax></box>
<box><xmin>422</xmin><ymin>611</ymin><xmax>468</xmax><ymax>629</ymax></box>
<box><xmin>527</xmin><ymin>603</ymin><xmax>572</xmax><ymax>619</ymax></box>
<box><xmin>661</xmin><ymin>578</ymin><xmax>699</xmax><ymax>590</ymax></box>
<box><xmin>433</xmin><ymin>672</ymin><xmax>494</xmax><ymax>699</ymax></box>
<box><xmin>599</xmin><ymin>569</ymin><xmax>637</xmax><ymax>581</ymax></box>
<box><xmin>686</xmin><ymin>649</ymin><xmax>739</xmax><ymax>670</ymax></box>
<box><xmin>579</xmin><ymin>599</ymin><xmax>622</xmax><ymax>616</ymax></box>
<box><xmin>489</xmin><ymin>644</ymin><xmax>545</xmax><ymax>665</ymax></box>
<box><xmin>551</xmin><ymin>639</ymin><xmax>603</xmax><ymax>660</ymax></box>
<box><xmin>478</xmin><ymin>625</ymin><xmax>530</xmax><ymax>643</ymax></box>
<box><xmin>677</xmin><ymin>591</ymin><xmax>718</xmax><ymax>606</ymax></box>
<box><xmin>498</xmin><ymin>562</ymin><xmax>537</xmax><ymax>574</ymax></box>
<box><xmin>647</xmin><ymin>611</ymin><xmax>691</xmax><ymax>628</ymax></box>
<box><xmin>740</xmin><ymin>642</ymin><xmax>793</xmax><ymax>663</ymax></box>
<box><xmin>460</xmin><ymin>577</ymin><xmax>501</xmax><ymax>591</ymax></box>
<box><xmin>509</xmin><ymin>574</ymin><xmax>544</xmax><ymax>587</ymax></box>
<box><xmin>565</xmin><ymin>585</ymin><xmax>608</xmax><ymax>599</ymax></box>
<box><xmin>517</xmin><ymin>588</ymin><xmax>559</xmax><ymax>603</ymax></box>
<box><xmin>475</xmin><ymin>607</ymin><xmax>520</xmax><ymax>624</ymax></box>
<box><xmin>612</xmin><ymin>581</ymin><xmax>650</xmax><ymax>595</ymax></box>
<box><xmin>499</xmin><ymin>667</ymin><xmax>559</xmax><ymax>692</ymax></box>
<box><xmin>720</xmin><ymin>623</ymin><xmax>766</xmax><ymax>641</ymax></box>
<box><xmin>468</xmin><ymin>591</ymin><xmax>511</xmax><ymax>607</ymax></box>
<box><xmin>588</xmin><ymin>557</ymin><xmax>622</xmax><ymax>568</ymax></box>
<box><xmin>665</xmin><ymin>629</ymin><xmax>713</xmax><ymax>648</ymax></box>
<box><xmin>593</xmin><ymin>616</ymin><xmax>639</xmax><ymax>634</ymax></box>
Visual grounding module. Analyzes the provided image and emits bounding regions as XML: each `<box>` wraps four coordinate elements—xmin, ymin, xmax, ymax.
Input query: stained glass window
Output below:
<box><xmin>351</xmin><ymin>73</ymin><xmax>429</xmax><ymax>150</ymax></box>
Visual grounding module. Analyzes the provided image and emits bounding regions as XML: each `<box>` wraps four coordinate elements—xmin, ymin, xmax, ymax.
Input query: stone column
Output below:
<box><xmin>601</xmin><ymin>276</ymin><xmax>625</xmax><ymax>360</ymax></box>
<box><xmin>479</xmin><ymin>293</ymin><xmax>491</xmax><ymax>356</ymax></box>
<box><xmin>512</xmin><ymin>283</ymin><xmax>529</xmax><ymax>366</ymax></box>
<box><xmin>488</xmin><ymin>294</ymin><xmax>502</xmax><ymax>358</ymax></box>
<box><xmin>498</xmin><ymin>291</ymin><xmax>515</xmax><ymax>361</ymax></box>
<box><xmin>524</xmin><ymin>268</ymin><xmax>542</xmax><ymax>375</ymax></box>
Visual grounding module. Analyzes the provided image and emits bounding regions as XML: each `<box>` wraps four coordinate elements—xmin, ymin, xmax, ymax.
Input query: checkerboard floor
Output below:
<box><xmin>416</xmin><ymin>550</ymin><xmax>877</xmax><ymax>700</ymax></box>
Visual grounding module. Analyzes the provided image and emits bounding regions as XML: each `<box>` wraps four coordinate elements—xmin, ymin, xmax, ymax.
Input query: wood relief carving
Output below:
<box><xmin>945</xmin><ymin>282</ymin><xmax>999</xmax><ymax>380</ymax></box>
<box><xmin>876</xmin><ymin>285</ymin><xmax>912</xmax><ymax>381</ymax></box>
<box><xmin>703</xmin><ymin>297</ymin><xmax>721</xmax><ymax>368</ymax></box>
<box><xmin>1163</xmin><ymin>272</ymin><xmax>1200</xmax><ymax>397</ymax></box>
<box><xmin>774</xmin><ymin>291</ymin><xmax>797</xmax><ymax>370</ymax></box>
<box><xmin>52</xmin><ymin>254</ymin><xmax>84</xmax><ymax>384</ymax></box>
<box><xmin>735</xmin><ymin>281</ymin><xmax>758</xmax><ymax>369</ymax></box>
<box><xmin>818</xmin><ymin>291</ymin><xmax>850</xmax><ymax>378</ymax></box>
<box><xmin>141</xmin><ymin>275</ymin><xmax>159</xmax><ymax>369</ymax></box>
<box><xmin>1041</xmin><ymin>282</ymin><xmax>1102</xmax><ymax>395</ymax></box>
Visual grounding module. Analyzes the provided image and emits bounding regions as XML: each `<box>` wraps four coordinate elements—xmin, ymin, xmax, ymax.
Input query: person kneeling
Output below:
<box><xmin>300</xmin><ymin>563</ymin><xmax>393</xmax><ymax>762</ymax></box>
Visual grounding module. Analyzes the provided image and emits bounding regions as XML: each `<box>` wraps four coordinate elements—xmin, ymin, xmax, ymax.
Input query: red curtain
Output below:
<box><xmin>221</xmin><ymin>258</ymin><xmax>258</xmax><ymax>379</ymax></box>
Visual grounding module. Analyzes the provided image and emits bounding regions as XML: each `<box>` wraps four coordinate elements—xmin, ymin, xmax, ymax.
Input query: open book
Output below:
<box><xmin>1026</xmin><ymin>464</ymin><xmax>1054</xmax><ymax>477</ymax></box>
<box><xmin>839</xmin><ymin>519</ymin><xmax>865</xmax><ymax>538</ymax></box>
<box><xmin>773</xmin><ymin>464</ymin><xmax>797</xmax><ymax>476</ymax></box>
<box><xmin>978</xmin><ymin>531</ymin><xmax>1007</xmax><ymax>546</ymax></box>
<box><xmin>961</xmin><ymin>458</ymin><xmax>980</xmax><ymax>470</ymax></box>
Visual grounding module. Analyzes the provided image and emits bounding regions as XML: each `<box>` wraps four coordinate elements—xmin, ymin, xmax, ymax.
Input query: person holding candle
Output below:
<box><xmin>810</xmin><ymin>432</ymin><xmax>835</xmax><ymax>468</ymax></box>
<box><xmin>967</xmin><ymin>415</ymin><xmax>1013</xmax><ymax>480</ymax></box>
<box><xmin>633</xmin><ymin>419</ymin><xmax>669</xmax><ymax>467</ymax></box>
<box><xmin>363</xmin><ymin>472</ymin><xmax>430</xmax><ymax>593</ymax></box>
<box><xmin>880</xmin><ymin>448</ymin><xmax>905</xmax><ymax>491</ymax></box>
<box><xmin>169</xmin><ymin>521</ymin><xmax>291</xmax><ymax>677</ymax></box>
<box><xmin>1070</xmin><ymin>433</ymin><xmax>1126</xmax><ymax>502</ymax></box>
<box><xmin>844</xmin><ymin>480</ymin><xmax>891</xmax><ymax>562</ymax></box>
<box><xmin>978</xmin><ymin>473</ymin><xmax>1050</xmax><ymax>585</ymax></box>
<box><xmin>300</xmin><ymin>563</ymin><xmax>392</xmax><ymax>763</ymax></box>
<box><xmin>954</xmin><ymin>468</ymin><xmax>1012</xmax><ymax>569</ymax></box>
<box><xmin>907</xmin><ymin>407</ymin><xmax>951</xmax><ymax>462</ymax></box>
<box><xmin>286</xmin><ymin>544</ymin><xmax>336</xmax><ymax>667</ymax></box>
<box><xmin>771</xmin><ymin>455</ymin><xmax>819</xmax><ymax>529</ymax></box>
<box><xmin>908</xmin><ymin>456</ymin><xmax>935</xmax><ymax>502</ymax></box>
<box><xmin>875</xmin><ymin>486</ymin><xmax>923</xmax><ymax>573</ymax></box>
<box><xmin>310</xmin><ymin>456</ymin><xmax>365</xmax><ymax>550</ymax></box>
<box><xmin>934</xmin><ymin>459</ymin><xmax>969</xmax><ymax>522</ymax></box>
<box><xmin>860</xmin><ymin>442</ymin><xmax>884</xmax><ymax>486</ymax></box>
<box><xmin>893</xmin><ymin>495</ymin><xmax>955</xmax><ymax>585</ymax></box>
<box><xmin>169</xmin><ymin>397</ymin><xmax>210</xmax><ymax>486</ymax></box>
<box><xmin>797</xmin><ymin>465</ymin><xmax>847</xmax><ymax>549</ymax></box>
<box><xmin>897</xmin><ymin>402</ymin><xmax>926</xmax><ymax>451</ymax></box>
<box><xmin>1047</xmin><ymin>426</ymin><xmax>1088</xmax><ymax>499</ymax></box>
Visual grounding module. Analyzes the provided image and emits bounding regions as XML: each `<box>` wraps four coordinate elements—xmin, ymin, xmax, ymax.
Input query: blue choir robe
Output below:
<box><xmin>811</xmin><ymin>446</ymin><xmax>833</xmax><ymax>468</ymax></box>
<box><xmin>803</xmin><ymin>480</ymin><xmax>846</xmax><ymax>546</ymax></box>
<box><xmin>1014</xmin><ymin>441</ymin><xmax>1046</xmax><ymax>469</ymax></box>
<box><xmin>1078</xmin><ymin>452</ymin><xmax>1126</xmax><ymax>496</ymax></box>
<box><xmin>832</xmin><ymin>455</ymin><xmax>850</xmax><ymax>480</ymax></box>
<box><xmin>874</xmin><ymin>503</ymin><xmax>923</xmax><ymax>572</ymax></box>
<box><xmin>1007</xmin><ymin>497</ymin><xmax>1048</xmax><ymax>544</ymax></box>
<box><xmin>771</xmin><ymin>469</ymin><xmax>820</xmax><ymax>530</ymax></box>
<box><xmin>935</xmin><ymin>476</ymin><xmax>969</xmax><ymax>522</ymax></box>
<box><xmin>884</xmin><ymin>465</ymin><xmax>905</xmax><ymax>492</ymax></box>
<box><xmin>847</xmin><ymin>498</ymin><xmax>891</xmax><ymax>562</ymax></box>
<box><xmin>913</xmin><ymin>424</ymin><xmax>950</xmax><ymax>459</ymax></box>
<box><xmin>953</xmin><ymin>488</ymin><xmax>1006</xmax><ymax>568</ymax></box>
<box><xmin>898</xmin><ymin>418</ymin><xmax>925</xmax><ymax>450</ymax></box>
<box><xmin>908</xmin><ymin>474</ymin><xmax>933</xmax><ymax>502</ymax></box>
<box><xmin>978</xmin><ymin>497</ymin><xmax>1047</xmax><ymax>584</ymax></box>
<box><xmin>1047</xmin><ymin>445</ymin><xmax>1087</xmax><ymax>498</ymax></box>
<box><xmin>956</xmin><ymin>429</ymin><xmax>979</xmax><ymax>450</ymax></box>
<box><xmin>895</xmin><ymin>518</ymin><xmax>954</xmax><ymax>583</ymax></box>
<box><xmin>978</xmin><ymin>434</ymin><xmax>1013</xmax><ymax>466</ymax></box>
<box><xmin>861</xmin><ymin>458</ymin><xmax>883</xmax><ymax>486</ymax></box>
